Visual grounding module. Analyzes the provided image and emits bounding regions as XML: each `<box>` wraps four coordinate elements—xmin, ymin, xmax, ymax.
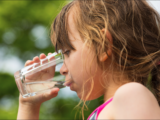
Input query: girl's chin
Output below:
<box><xmin>69</xmin><ymin>83</ymin><xmax>75</xmax><ymax>91</ymax></box>
<box><xmin>77</xmin><ymin>91</ymin><xmax>103</xmax><ymax>101</ymax></box>
<box><xmin>76</xmin><ymin>92</ymin><xmax>93</xmax><ymax>101</ymax></box>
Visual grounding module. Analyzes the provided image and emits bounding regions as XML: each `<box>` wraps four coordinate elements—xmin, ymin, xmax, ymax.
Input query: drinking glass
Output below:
<box><xmin>14</xmin><ymin>50</ymin><xmax>65</xmax><ymax>98</ymax></box>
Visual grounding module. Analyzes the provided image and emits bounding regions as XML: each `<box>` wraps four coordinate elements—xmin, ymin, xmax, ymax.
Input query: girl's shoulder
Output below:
<box><xmin>114</xmin><ymin>82</ymin><xmax>153</xmax><ymax>99</ymax></box>
<box><xmin>110</xmin><ymin>82</ymin><xmax>160</xmax><ymax>119</ymax></box>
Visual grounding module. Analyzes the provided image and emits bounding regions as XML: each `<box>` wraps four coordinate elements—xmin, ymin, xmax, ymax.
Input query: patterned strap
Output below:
<box><xmin>87</xmin><ymin>97</ymin><xmax>113</xmax><ymax>120</ymax></box>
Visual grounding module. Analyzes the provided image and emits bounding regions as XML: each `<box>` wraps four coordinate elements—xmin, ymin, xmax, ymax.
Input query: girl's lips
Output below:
<box><xmin>64</xmin><ymin>72</ymin><xmax>73</xmax><ymax>86</ymax></box>
<box><xmin>63</xmin><ymin>80</ymin><xmax>73</xmax><ymax>86</ymax></box>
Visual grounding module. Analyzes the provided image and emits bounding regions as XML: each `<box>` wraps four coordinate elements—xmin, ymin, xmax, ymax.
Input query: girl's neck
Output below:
<box><xmin>102</xmin><ymin>69</ymin><xmax>131</xmax><ymax>102</ymax></box>
<box><xmin>103</xmin><ymin>83</ymin><xmax>120</xmax><ymax>102</ymax></box>
<box><xmin>103</xmin><ymin>79</ymin><xmax>130</xmax><ymax>102</ymax></box>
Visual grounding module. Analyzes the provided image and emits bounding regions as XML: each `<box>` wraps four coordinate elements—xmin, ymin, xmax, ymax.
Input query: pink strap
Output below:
<box><xmin>87</xmin><ymin>97</ymin><xmax>113</xmax><ymax>120</ymax></box>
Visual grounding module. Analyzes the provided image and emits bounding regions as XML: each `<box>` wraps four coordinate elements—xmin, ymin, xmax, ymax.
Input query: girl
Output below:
<box><xmin>17</xmin><ymin>0</ymin><xmax>160</xmax><ymax>119</ymax></box>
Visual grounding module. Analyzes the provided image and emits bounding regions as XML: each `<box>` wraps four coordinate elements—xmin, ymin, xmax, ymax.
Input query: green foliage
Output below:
<box><xmin>0</xmin><ymin>108</ymin><xmax>18</xmax><ymax>119</ymax></box>
<box><xmin>0</xmin><ymin>0</ymin><xmax>68</xmax><ymax>61</ymax></box>
<box><xmin>0</xmin><ymin>73</ymin><xmax>18</xmax><ymax>98</ymax></box>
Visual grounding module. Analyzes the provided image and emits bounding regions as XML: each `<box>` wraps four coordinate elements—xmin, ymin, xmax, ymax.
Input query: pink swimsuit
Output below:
<box><xmin>87</xmin><ymin>97</ymin><xmax>113</xmax><ymax>120</ymax></box>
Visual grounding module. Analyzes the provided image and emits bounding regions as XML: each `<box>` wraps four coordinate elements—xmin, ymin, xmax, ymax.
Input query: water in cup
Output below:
<box><xmin>14</xmin><ymin>50</ymin><xmax>65</xmax><ymax>98</ymax></box>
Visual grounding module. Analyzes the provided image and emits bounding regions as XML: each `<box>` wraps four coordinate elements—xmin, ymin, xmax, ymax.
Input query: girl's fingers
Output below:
<box><xmin>50</xmin><ymin>88</ymin><xmax>60</xmax><ymax>96</ymax></box>
<box><xmin>33</xmin><ymin>56</ymin><xmax>40</xmax><ymax>63</ymax></box>
<box><xmin>25</xmin><ymin>53</ymin><xmax>52</xmax><ymax>67</ymax></box>
<box><xmin>47</xmin><ymin>88</ymin><xmax>59</xmax><ymax>99</ymax></box>
<box><xmin>40</xmin><ymin>53</ymin><xmax>46</xmax><ymax>59</ymax></box>
<box><xmin>39</xmin><ymin>53</ymin><xmax>47</xmax><ymax>64</ymax></box>
<box><xmin>38</xmin><ymin>88</ymin><xmax>60</xmax><ymax>102</ymax></box>
<box><xmin>25</xmin><ymin>53</ymin><xmax>55</xmax><ymax>68</ymax></box>
<box><xmin>48</xmin><ymin>53</ymin><xmax>52</xmax><ymax>56</ymax></box>
<box><xmin>25</xmin><ymin>60</ymin><xmax>34</xmax><ymax>67</ymax></box>
<box><xmin>48</xmin><ymin>52</ymin><xmax>55</xmax><ymax>61</ymax></box>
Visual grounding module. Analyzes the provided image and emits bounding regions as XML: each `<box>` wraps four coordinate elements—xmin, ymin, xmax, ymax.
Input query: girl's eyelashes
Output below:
<box><xmin>63</xmin><ymin>50</ymin><xmax>70</xmax><ymax>57</ymax></box>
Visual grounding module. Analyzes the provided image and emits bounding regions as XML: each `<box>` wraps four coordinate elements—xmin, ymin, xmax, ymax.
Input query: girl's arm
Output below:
<box><xmin>111</xmin><ymin>82</ymin><xmax>160</xmax><ymax>119</ymax></box>
<box><xmin>17</xmin><ymin>53</ymin><xmax>60</xmax><ymax>119</ymax></box>
<box><xmin>17</xmin><ymin>88</ymin><xmax>59</xmax><ymax>119</ymax></box>
<box><xmin>17</xmin><ymin>101</ymin><xmax>41</xmax><ymax>119</ymax></box>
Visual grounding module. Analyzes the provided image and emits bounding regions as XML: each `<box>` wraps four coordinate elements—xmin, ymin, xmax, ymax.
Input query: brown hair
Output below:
<box><xmin>51</xmin><ymin>0</ymin><xmax>160</xmax><ymax>114</ymax></box>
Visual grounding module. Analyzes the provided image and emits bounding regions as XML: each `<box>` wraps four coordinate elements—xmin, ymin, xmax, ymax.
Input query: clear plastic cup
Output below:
<box><xmin>14</xmin><ymin>50</ymin><xmax>65</xmax><ymax>98</ymax></box>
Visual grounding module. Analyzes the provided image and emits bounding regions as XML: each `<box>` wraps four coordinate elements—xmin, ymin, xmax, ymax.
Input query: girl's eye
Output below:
<box><xmin>63</xmin><ymin>50</ymin><xmax>70</xmax><ymax>57</ymax></box>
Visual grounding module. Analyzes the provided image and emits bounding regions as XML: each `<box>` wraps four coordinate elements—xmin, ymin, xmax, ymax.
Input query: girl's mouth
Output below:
<box><xmin>63</xmin><ymin>80</ymin><xmax>73</xmax><ymax>86</ymax></box>
<box><xmin>63</xmin><ymin>72</ymin><xmax>73</xmax><ymax>86</ymax></box>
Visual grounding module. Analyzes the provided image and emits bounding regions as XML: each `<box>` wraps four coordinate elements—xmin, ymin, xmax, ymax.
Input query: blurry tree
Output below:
<box><xmin>0</xmin><ymin>73</ymin><xmax>18</xmax><ymax>98</ymax></box>
<box><xmin>0</xmin><ymin>0</ymin><xmax>68</xmax><ymax>61</ymax></box>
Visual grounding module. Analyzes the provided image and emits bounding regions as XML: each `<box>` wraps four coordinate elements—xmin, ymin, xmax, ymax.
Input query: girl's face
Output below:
<box><xmin>60</xmin><ymin>11</ymin><xmax>105</xmax><ymax>100</ymax></box>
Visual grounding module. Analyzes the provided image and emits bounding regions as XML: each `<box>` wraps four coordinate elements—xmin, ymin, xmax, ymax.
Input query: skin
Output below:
<box><xmin>17</xmin><ymin>7</ymin><xmax>160</xmax><ymax>120</ymax></box>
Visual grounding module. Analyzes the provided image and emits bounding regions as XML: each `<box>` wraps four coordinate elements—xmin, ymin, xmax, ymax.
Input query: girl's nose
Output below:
<box><xmin>60</xmin><ymin>63</ymin><xmax>68</xmax><ymax>76</ymax></box>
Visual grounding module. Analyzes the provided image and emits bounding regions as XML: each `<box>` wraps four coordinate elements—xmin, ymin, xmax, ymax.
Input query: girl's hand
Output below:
<box><xmin>25</xmin><ymin>53</ymin><xmax>55</xmax><ymax>84</ymax></box>
<box><xmin>17</xmin><ymin>53</ymin><xmax>60</xmax><ymax>119</ymax></box>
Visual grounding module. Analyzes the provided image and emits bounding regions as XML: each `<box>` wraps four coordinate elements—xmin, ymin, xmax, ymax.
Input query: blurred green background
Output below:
<box><xmin>0</xmin><ymin>0</ymin><xmax>103</xmax><ymax>119</ymax></box>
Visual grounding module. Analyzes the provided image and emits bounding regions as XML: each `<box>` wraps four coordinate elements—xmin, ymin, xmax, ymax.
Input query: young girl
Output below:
<box><xmin>17</xmin><ymin>0</ymin><xmax>160</xmax><ymax>119</ymax></box>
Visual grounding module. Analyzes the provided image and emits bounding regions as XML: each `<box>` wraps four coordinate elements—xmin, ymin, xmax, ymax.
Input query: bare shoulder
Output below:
<box><xmin>114</xmin><ymin>82</ymin><xmax>153</xmax><ymax>99</ymax></box>
<box><xmin>112</xmin><ymin>82</ymin><xmax>160</xmax><ymax>119</ymax></box>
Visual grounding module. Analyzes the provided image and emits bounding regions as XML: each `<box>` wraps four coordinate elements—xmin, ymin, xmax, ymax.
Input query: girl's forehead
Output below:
<box><xmin>67</xmin><ymin>11</ymin><xmax>83</xmax><ymax>43</ymax></box>
<box><xmin>68</xmin><ymin>11</ymin><xmax>79</xmax><ymax>36</ymax></box>
<box><xmin>52</xmin><ymin>2</ymin><xmax>79</xmax><ymax>52</ymax></box>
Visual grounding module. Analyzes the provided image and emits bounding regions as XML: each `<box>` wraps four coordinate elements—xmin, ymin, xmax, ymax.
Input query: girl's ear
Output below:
<box><xmin>99</xmin><ymin>52</ymin><xmax>108</xmax><ymax>62</ymax></box>
<box><xmin>99</xmin><ymin>29</ymin><xmax>112</xmax><ymax>62</ymax></box>
<box><xmin>101</xmin><ymin>28</ymin><xmax>113</xmax><ymax>43</ymax></box>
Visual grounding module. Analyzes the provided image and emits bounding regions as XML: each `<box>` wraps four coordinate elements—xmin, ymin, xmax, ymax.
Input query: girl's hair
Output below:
<box><xmin>51</xmin><ymin>0</ymin><xmax>160</xmax><ymax>109</ymax></box>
